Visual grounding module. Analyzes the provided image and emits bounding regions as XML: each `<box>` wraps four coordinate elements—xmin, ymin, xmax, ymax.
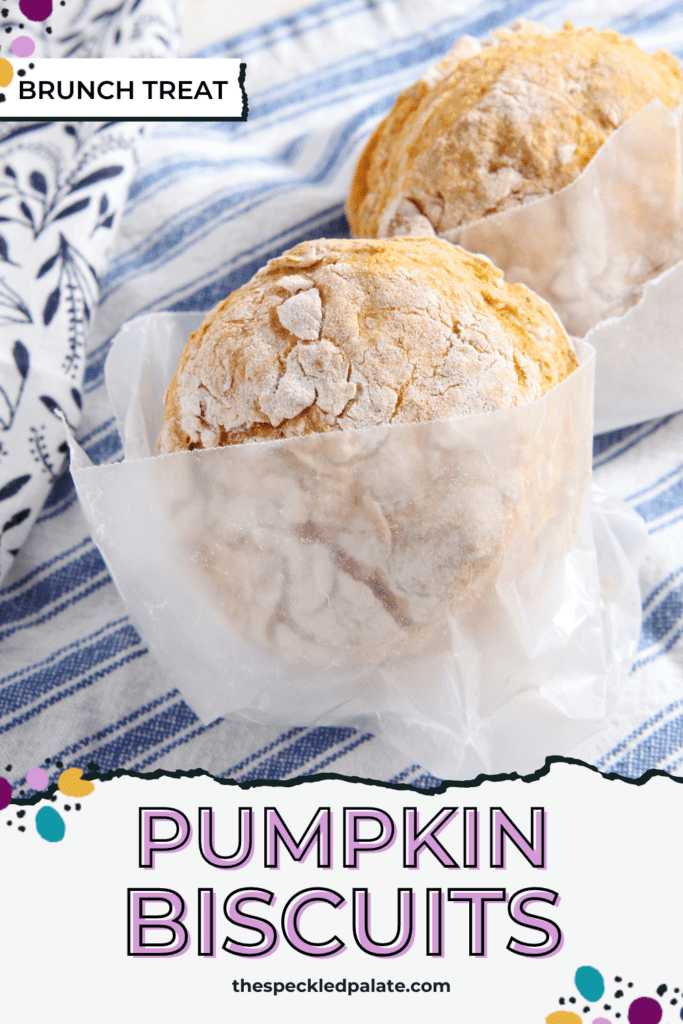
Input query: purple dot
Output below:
<box><xmin>0</xmin><ymin>777</ymin><xmax>11</xmax><ymax>809</ymax></box>
<box><xmin>11</xmin><ymin>35</ymin><xmax>35</xmax><ymax>56</ymax></box>
<box><xmin>26</xmin><ymin>766</ymin><xmax>49</xmax><ymax>790</ymax></box>
<box><xmin>18</xmin><ymin>0</ymin><xmax>51</xmax><ymax>21</ymax></box>
<box><xmin>628</xmin><ymin>997</ymin><xmax>662</xmax><ymax>1024</ymax></box>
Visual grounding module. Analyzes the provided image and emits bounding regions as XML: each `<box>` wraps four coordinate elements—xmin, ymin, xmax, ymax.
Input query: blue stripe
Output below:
<box><xmin>0</xmin><ymin>648</ymin><xmax>146</xmax><ymax>736</ymax></box>
<box><xmin>168</xmin><ymin>210</ymin><xmax>350</xmax><ymax>313</ymax></box>
<box><xmin>39</xmin><ymin>468</ymin><xmax>75</xmax><ymax>513</ymax></box>
<box><xmin>303</xmin><ymin>731</ymin><xmax>374</xmax><ymax>774</ymax></box>
<box><xmin>198</xmin><ymin>0</ymin><xmax>391</xmax><ymax>59</ymax></box>
<box><xmin>135</xmin><ymin>204</ymin><xmax>347</xmax><ymax>315</ymax></box>
<box><xmin>129</xmin><ymin>717</ymin><xmax>225</xmax><ymax>773</ymax></box>
<box><xmin>612</xmin><ymin>0</ymin><xmax>683</xmax><ymax>33</ymax></box>
<box><xmin>1</xmin><ymin>616</ymin><xmax>129</xmax><ymax>686</ymax></box>
<box><xmin>36</xmin><ymin>491</ymin><xmax>79</xmax><ymax>526</ymax></box>
<box><xmin>409</xmin><ymin>772</ymin><xmax>443</xmax><ymax>789</ymax></box>
<box><xmin>17</xmin><ymin>688</ymin><xmax>184</xmax><ymax>791</ymax></box>
<box><xmin>610</xmin><ymin>712</ymin><xmax>683</xmax><ymax>777</ymax></box>
<box><xmin>236</xmin><ymin>726</ymin><xmax>358</xmax><ymax>781</ymax></box>
<box><xmin>626</xmin><ymin>461</ymin><xmax>683</xmax><ymax>502</ymax></box>
<box><xmin>0</xmin><ymin>536</ymin><xmax>91</xmax><ymax>597</ymax></box>
<box><xmin>643</xmin><ymin>564</ymin><xmax>683</xmax><ymax>611</ymax></box>
<box><xmin>104</xmin><ymin>100</ymin><xmax>374</xmax><ymax>298</ymax></box>
<box><xmin>389</xmin><ymin>764</ymin><xmax>420</xmax><ymax>784</ymax></box>
<box><xmin>104</xmin><ymin>183</ymin><xmax>292</xmax><ymax>295</ymax></box>
<box><xmin>0</xmin><ymin>624</ymin><xmax>142</xmax><ymax>718</ymax></box>
<box><xmin>84</xmin><ymin>338</ymin><xmax>114</xmax><ymax>391</ymax></box>
<box><xmin>631</xmin><ymin>621</ymin><xmax>683</xmax><ymax>673</ymax></box>
<box><xmin>593</xmin><ymin>417</ymin><xmax>677</xmax><ymax>469</ymax></box>
<box><xmin>638</xmin><ymin>584</ymin><xmax>683</xmax><ymax>650</ymax></box>
<box><xmin>218</xmin><ymin>727</ymin><xmax>308</xmax><ymax>778</ymax></box>
<box><xmin>85</xmin><ymin>429</ymin><xmax>122</xmax><ymax>465</ymax></box>
<box><xmin>649</xmin><ymin>509</ymin><xmax>683</xmax><ymax>535</ymax></box>
<box><xmin>596</xmin><ymin>696</ymin><xmax>683</xmax><ymax>768</ymax></box>
<box><xmin>634</xmin><ymin>478</ymin><xmax>683</xmax><ymax>523</ymax></box>
<box><xmin>64</xmin><ymin>701</ymin><xmax>201</xmax><ymax>773</ymax></box>
<box><xmin>127</xmin><ymin>154</ymin><xmax>288</xmax><ymax>211</ymax></box>
<box><xmin>593</xmin><ymin>422</ymin><xmax>650</xmax><ymax>460</ymax></box>
<box><xmin>78</xmin><ymin>417</ymin><xmax>116</xmax><ymax>447</ymax></box>
<box><xmin>0</xmin><ymin>574</ymin><xmax>111</xmax><ymax>644</ymax></box>
<box><xmin>0</xmin><ymin>547</ymin><xmax>107</xmax><ymax>628</ymax></box>
<box><xmin>238</xmin><ymin>31</ymin><xmax>457</xmax><ymax>132</ymax></box>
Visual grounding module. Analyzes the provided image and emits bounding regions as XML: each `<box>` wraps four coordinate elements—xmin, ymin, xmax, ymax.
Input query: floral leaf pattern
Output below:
<box><xmin>30</xmin><ymin>171</ymin><xmax>48</xmax><ymax>195</ymax></box>
<box><xmin>42</xmin><ymin>0</ymin><xmax>181</xmax><ymax>58</ymax></box>
<box><xmin>0</xmin><ymin>117</ymin><xmax>140</xmax><ymax>581</ymax></box>
<box><xmin>0</xmin><ymin>338</ymin><xmax>29</xmax><ymax>430</ymax></box>
<box><xmin>13</xmin><ymin>340</ymin><xmax>29</xmax><ymax>379</ymax></box>
<box><xmin>53</xmin><ymin>197</ymin><xmax>91</xmax><ymax>221</ymax></box>
<box><xmin>0</xmin><ymin>235</ymin><xmax>18</xmax><ymax>265</ymax></box>
<box><xmin>43</xmin><ymin>287</ymin><xmax>60</xmax><ymax>325</ymax></box>
<box><xmin>0</xmin><ymin>473</ymin><xmax>30</xmax><ymax>501</ymax></box>
<box><xmin>68</xmin><ymin>166</ymin><xmax>124</xmax><ymax>192</ymax></box>
<box><xmin>0</xmin><ymin>0</ymin><xmax>182</xmax><ymax>580</ymax></box>
<box><xmin>0</xmin><ymin>279</ymin><xmax>32</xmax><ymax>325</ymax></box>
<box><xmin>2</xmin><ymin>507</ymin><xmax>30</xmax><ymax>531</ymax></box>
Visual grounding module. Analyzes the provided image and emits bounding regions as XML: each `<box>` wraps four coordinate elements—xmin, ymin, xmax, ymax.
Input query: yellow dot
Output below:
<box><xmin>0</xmin><ymin>59</ymin><xmax>13</xmax><ymax>88</ymax></box>
<box><xmin>546</xmin><ymin>1014</ymin><xmax>583</xmax><ymax>1024</ymax></box>
<box><xmin>58</xmin><ymin>767</ymin><xmax>95</xmax><ymax>798</ymax></box>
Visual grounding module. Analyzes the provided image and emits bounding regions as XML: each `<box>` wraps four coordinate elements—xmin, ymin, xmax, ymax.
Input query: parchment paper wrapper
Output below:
<box><xmin>442</xmin><ymin>100</ymin><xmax>683</xmax><ymax>434</ymax></box>
<box><xmin>68</xmin><ymin>313</ymin><xmax>647</xmax><ymax>779</ymax></box>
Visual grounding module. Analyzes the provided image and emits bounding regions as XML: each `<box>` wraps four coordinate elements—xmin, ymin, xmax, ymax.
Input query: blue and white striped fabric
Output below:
<box><xmin>2</xmin><ymin>0</ymin><xmax>683</xmax><ymax>794</ymax></box>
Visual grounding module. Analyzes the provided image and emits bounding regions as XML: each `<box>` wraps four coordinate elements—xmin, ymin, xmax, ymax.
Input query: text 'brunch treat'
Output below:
<box><xmin>347</xmin><ymin>21</ymin><xmax>683</xmax><ymax>242</ymax></box>
<box><xmin>156</xmin><ymin>237</ymin><xmax>582</xmax><ymax>667</ymax></box>
<box><xmin>159</xmin><ymin>236</ymin><xmax>576</xmax><ymax>453</ymax></box>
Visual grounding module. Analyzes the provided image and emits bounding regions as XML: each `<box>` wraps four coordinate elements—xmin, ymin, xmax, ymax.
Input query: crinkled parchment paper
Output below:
<box><xmin>444</xmin><ymin>100</ymin><xmax>683</xmax><ymax>433</ymax></box>
<box><xmin>68</xmin><ymin>313</ymin><xmax>646</xmax><ymax>779</ymax></box>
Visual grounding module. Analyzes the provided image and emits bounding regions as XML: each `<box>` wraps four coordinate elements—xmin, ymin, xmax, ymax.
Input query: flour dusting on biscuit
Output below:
<box><xmin>159</xmin><ymin>236</ymin><xmax>576</xmax><ymax>453</ymax></box>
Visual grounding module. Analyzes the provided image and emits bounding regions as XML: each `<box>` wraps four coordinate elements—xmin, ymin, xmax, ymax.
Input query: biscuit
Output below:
<box><xmin>347</xmin><ymin>22</ymin><xmax>683</xmax><ymax>239</ymax></box>
<box><xmin>159</xmin><ymin>236</ymin><xmax>576</xmax><ymax>453</ymax></box>
<box><xmin>158</xmin><ymin>237</ymin><xmax>581</xmax><ymax>667</ymax></box>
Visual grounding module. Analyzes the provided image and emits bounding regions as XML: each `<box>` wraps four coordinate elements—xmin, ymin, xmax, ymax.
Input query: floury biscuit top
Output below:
<box><xmin>159</xmin><ymin>236</ymin><xmax>576</xmax><ymax>453</ymax></box>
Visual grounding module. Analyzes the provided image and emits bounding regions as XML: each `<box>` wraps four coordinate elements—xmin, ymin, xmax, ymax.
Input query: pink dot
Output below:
<box><xmin>26</xmin><ymin>766</ymin><xmax>49</xmax><ymax>790</ymax></box>
<box><xmin>11</xmin><ymin>36</ymin><xmax>35</xmax><ymax>57</ymax></box>
<box><xmin>593</xmin><ymin>1019</ymin><xmax>612</xmax><ymax>1024</ymax></box>
<box><xmin>0</xmin><ymin>777</ymin><xmax>11</xmax><ymax>809</ymax></box>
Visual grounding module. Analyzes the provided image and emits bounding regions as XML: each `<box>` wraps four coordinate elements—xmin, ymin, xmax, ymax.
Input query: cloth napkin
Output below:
<box><xmin>1</xmin><ymin>0</ymin><xmax>682</xmax><ymax>794</ymax></box>
<box><xmin>0</xmin><ymin>0</ymin><xmax>182</xmax><ymax>581</ymax></box>
<box><xmin>0</xmin><ymin>120</ymin><xmax>139</xmax><ymax>580</ymax></box>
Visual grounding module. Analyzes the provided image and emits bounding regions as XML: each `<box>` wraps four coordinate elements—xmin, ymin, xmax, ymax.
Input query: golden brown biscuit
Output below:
<box><xmin>159</xmin><ymin>236</ymin><xmax>576</xmax><ymax>453</ymax></box>
<box><xmin>347</xmin><ymin>22</ymin><xmax>683</xmax><ymax>239</ymax></box>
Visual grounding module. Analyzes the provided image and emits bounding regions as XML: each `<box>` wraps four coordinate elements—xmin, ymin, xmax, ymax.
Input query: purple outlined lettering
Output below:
<box><xmin>264</xmin><ymin>807</ymin><xmax>331</xmax><ymax>869</ymax></box>
<box><xmin>447</xmin><ymin>888</ymin><xmax>507</xmax><ymax>957</ymax></box>
<box><xmin>352</xmin><ymin>888</ymin><xmax>414</xmax><ymax>958</ymax></box>
<box><xmin>223</xmin><ymin>887</ymin><xmax>278</xmax><ymax>958</ymax></box>
<box><xmin>138</xmin><ymin>807</ymin><xmax>191</xmax><ymax>869</ymax></box>
<box><xmin>490</xmin><ymin>807</ymin><xmax>546</xmax><ymax>869</ymax></box>
<box><xmin>199</xmin><ymin>806</ymin><xmax>253</xmax><ymax>869</ymax></box>
<box><xmin>281</xmin><ymin>887</ymin><xmax>346</xmax><ymax>957</ymax></box>
<box><xmin>127</xmin><ymin>888</ymin><xmax>189</xmax><ymax>957</ymax></box>
<box><xmin>343</xmin><ymin>808</ymin><xmax>395</xmax><ymax>868</ymax></box>
<box><xmin>403</xmin><ymin>807</ymin><xmax>459</xmax><ymax>868</ymax></box>
<box><xmin>507</xmin><ymin>887</ymin><xmax>563</xmax><ymax>957</ymax></box>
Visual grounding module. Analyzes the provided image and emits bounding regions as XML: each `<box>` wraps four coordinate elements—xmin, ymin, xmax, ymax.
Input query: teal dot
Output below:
<box><xmin>35</xmin><ymin>805</ymin><xmax>65</xmax><ymax>842</ymax></box>
<box><xmin>575</xmin><ymin>966</ymin><xmax>605</xmax><ymax>1002</ymax></box>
